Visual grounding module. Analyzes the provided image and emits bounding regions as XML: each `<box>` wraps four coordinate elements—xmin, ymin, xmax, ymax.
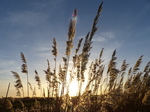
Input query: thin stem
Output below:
<box><xmin>27</xmin><ymin>72</ymin><xmax>29</xmax><ymax>97</ymax></box>
<box><xmin>5</xmin><ymin>83</ymin><xmax>10</xmax><ymax>98</ymax></box>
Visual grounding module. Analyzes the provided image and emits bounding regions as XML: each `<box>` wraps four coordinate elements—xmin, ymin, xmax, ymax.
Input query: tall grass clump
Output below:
<box><xmin>6</xmin><ymin>1</ymin><xmax>150</xmax><ymax>112</ymax></box>
<box><xmin>20</xmin><ymin>52</ymin><xmax>29</xmax><ymax>97</ymax></box>
<box><xmin>11</xmin><ymin>71</ymin><xmax>24</xmax><ymax>97</ymax></box>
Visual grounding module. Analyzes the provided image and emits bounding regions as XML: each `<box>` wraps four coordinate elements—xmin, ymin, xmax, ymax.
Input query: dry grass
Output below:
<box><xmin>0</xmin><ymin>1</ymin><xmax>149</xmax><ymax>112</ymax></box>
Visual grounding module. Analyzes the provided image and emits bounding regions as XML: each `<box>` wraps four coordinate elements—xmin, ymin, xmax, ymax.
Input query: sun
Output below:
<box><xmin>68</xmin><ymin>79</ymin><xmax>79</xmax><ymax>96</ymax></box>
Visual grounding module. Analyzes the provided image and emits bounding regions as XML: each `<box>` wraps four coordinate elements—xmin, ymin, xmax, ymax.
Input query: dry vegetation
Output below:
<box><xmin>1</xmin><ymin>2</ymin><xmax>150</xmax><ymax>112</ymax></box>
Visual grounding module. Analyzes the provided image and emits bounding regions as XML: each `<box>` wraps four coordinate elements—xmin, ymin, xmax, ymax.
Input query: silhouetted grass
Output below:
<box><xmin>1</xmin><ymin>1</ymin><xmax>150</xmax><ymax>112</ymax></box>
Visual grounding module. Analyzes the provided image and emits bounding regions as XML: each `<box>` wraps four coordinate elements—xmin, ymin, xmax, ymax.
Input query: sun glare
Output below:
<box><xmin>68</xmin><ymin>79</ymin><xmax>79</xmax><ymax>96</ymax></box>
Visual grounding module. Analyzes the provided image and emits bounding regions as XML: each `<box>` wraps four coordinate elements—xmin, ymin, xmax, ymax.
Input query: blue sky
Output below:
<box><xmin>0</xmin><ymin>0</ymin><xmax>150</xmax><ymax>97</ymax></box>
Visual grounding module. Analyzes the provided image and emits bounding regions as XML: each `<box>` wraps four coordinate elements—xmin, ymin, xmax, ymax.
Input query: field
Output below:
<box><xmin>1</xmin><ymin>2</ymin><xmax>150</xmax><ymax>112</ymax></box>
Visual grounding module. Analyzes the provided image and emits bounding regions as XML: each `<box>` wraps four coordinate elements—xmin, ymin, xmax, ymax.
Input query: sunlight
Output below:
<box><xmin>68</xmin><ymin>79</ymin><xmax>79</xmax><ymax>96</ymax></box>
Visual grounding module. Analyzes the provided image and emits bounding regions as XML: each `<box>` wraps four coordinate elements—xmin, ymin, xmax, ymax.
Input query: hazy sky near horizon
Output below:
<box><xmin>0</xmin><ymin>0</ymin><xmax>150</xmax><ymax>97</ymax></box>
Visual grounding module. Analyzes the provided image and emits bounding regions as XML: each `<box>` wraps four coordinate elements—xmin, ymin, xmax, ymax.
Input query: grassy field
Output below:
<box><xmin>1</xmin><ymin>2</ymin><xmax>150</xmax><ymax>112</ymax></box>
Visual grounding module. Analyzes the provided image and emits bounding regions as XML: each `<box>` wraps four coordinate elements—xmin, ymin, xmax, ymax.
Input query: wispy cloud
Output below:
<box><xmin>92</xmin><ymin>35</ymin><xmax>107</xmax><ymax>43</ymax></box>
<box><xmin>0</xmin><ymin>60</ymin><xmax>20</xmax><ymax>80</ymax></box>
<box><xmin>6</xmin><ymin>11</ymin><xmax>49</xmax><ymax>27</ymax></box>
<box><xmin>32</xmin><ymin>0</ymin><xmax>65</xmax><ymax>9</ymax></box>
<box><xmin>0</xmin><ymin>60</ymin><xmax>16</xmax><ymax>68</ymax></box>
<box><xmin>89</xmin><ymin>31</ymin><xmax>121</xmax><ymax>65</ymax></box>
<box><xmin>92</xmin><ymin>31</ymin><xmax>115</xmax><ymax>42</ymax></box>
<box><xmin>0</xmin><ymin>69</ymin><xmax>10</xmax><ymax>75</ymax></box>
<box><xmin>36</xmin><ymin>52</ymin><xmax>51</xmax><ymax>58</ymax></box>
<box><xmin>35</xmin><ymin>43</ymin><xmax>50</xmax><ymax>52</ymax></box>
<box><xmin>34</xmin><ymin>40</ymin><xmax>66</xmax><ymax>56</ymax></box>
<box><xmin>101</xmin><ymin>31</ymin><xmax>115</xmax><ymax>39</ymax></box>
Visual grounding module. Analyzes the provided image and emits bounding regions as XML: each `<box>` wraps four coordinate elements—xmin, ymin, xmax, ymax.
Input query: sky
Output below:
<box><xmin>0</xmin><ymin>0</ymin><xmax>150</xmax><ymax>97</ymax></box>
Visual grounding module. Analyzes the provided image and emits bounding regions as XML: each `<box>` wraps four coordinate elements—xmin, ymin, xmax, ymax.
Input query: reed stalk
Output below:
<box><xmin>20</xmin><ymin>52</ymin><xmax>29</xmax><ymax>97</ymax></box>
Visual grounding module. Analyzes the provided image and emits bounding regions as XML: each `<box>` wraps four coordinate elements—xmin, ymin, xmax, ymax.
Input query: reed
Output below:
<box><xmin>20</xmin><ymin>52</ymin><xmax>29</xmax><ymax>97</ymax></box>
<box><xmin>7</xmin><ymin>1</ymin><xmax>150</xmax><ymax>112</ymax></box>
<box><xmin>11</xmin><ymin>71</ymin><xmax>24</xmax><ymax>97</ymax></box>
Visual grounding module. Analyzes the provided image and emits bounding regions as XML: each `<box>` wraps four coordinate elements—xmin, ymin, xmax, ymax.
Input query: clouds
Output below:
<box><xmin>0</xmin><ymin>59</ymin><xmax>19</xmax><ymax>81</ymax></box>
<box><xmin>0</xmin><ymin>0</ymin><xmax>149</xmax><ymax>97</ymax></box>
<box><xmin>0</xmin><ymin>60</ymin><xmax>16</xmax><ymax>68</ymax></box>
<box><xmin>1</xmin><ymin>0</ymin><xmax>66</xmax><ymax>26</ymax></box>
<box><xmin>92</xmin><ymin>31</ymin><xmax>115</xmax><ymax>43</ymax></box>
<box><xmin>92</xmin><ymin>35</ymin><xmax>107</xmax><ymax>43</ymax></box>
<box><xmin>76</xmin><ymin>31</ymin><xmax>115</xmax><ymax>43</ymax></box>
<box><xmin>87</xmin><ymin>30</ymin><xmax>121</xmax><ymax>64</ymax></box>
<box><xmin>35</xmin><ymin>43</ymin><xmax>50</xmax><ymax>52</ymax></box>
<box><xmin>76</xmin><ymin>31</ymin><xmax>120</xmax><ymax>54</ymax></box>
<box><xmin>6</xmin><ymin>11</ymin><xmax>49</xmax><ymax>27</ymax></box>
<box><xmin>32</xmin><ymin>0</ymin><xmax>65</xmax><ymax>9</ymax></box>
